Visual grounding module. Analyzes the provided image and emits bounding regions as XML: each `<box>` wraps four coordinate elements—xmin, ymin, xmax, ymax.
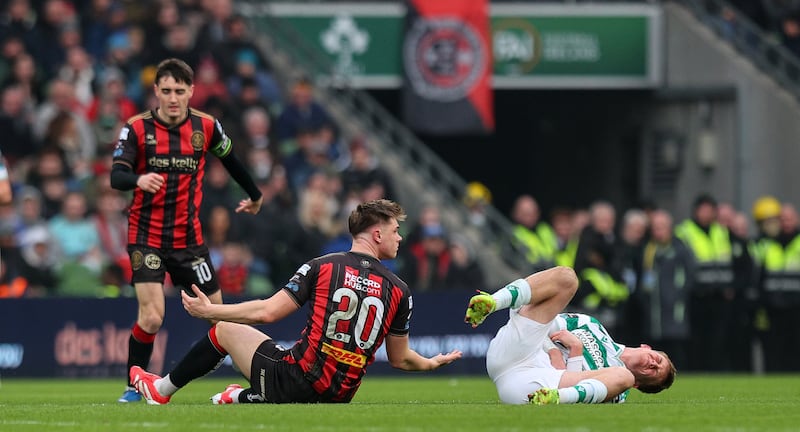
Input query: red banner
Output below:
<box><xmin>402</xmin><ymin>0</ymin><xmax>494</xmax><ymax>135</ymax></box>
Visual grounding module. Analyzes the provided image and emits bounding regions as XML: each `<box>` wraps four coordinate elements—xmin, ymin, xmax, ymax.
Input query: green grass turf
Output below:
<box><xmin>1</xmin><ymin>374</ymin><xmax>799</xmax><ymax>431</ymax></box>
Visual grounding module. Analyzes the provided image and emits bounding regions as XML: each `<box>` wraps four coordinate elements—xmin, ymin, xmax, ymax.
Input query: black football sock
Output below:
<box><xmin>238</xmin><ymin>388</ymin><xmax>265</xmax><ymax>403</ymax></box>
<box><xmin>127</xmin><ymin>324</ymin><xmax>155</xmax><ymax>386</ymax></box>
<box><xmin>168</xmin><ymin>327</ymin><xmax>226</xmax><ymax>388</ymax></box>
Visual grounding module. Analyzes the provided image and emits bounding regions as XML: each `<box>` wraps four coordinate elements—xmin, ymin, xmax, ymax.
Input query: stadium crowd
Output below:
<box><xmin>0</xmin><ymin>0</ymin><xmax>798</xmax><ymax>375</ymax></box>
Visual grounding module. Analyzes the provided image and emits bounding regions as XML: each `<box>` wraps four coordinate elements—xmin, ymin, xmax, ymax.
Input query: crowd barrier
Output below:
<box><xmin>0</xmin><ymin>292</ymin><xmax>506</xmax><ymax>378</ymax></box>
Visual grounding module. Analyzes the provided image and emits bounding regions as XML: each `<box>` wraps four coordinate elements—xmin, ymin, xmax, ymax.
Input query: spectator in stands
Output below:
<box><xmin>25</xmin><ymin>146</ymin><xmax>73</xmax><ymax>219</ymax></box>
<box><xmin>48</xmin><ymin>190</ymin><xmax>102</xmax><ymax>272</ymax></box>
<box><xmin>196</xmin><ymin>0</ymin><xmax>234</xmax><ymax>49</ymax></box>
<box><xmin>79</xmin><ymin>0</ymin><xmax>124</xmax><ymax>61</ymax></box>
<box><xmin>232</xmin><ymin>165</ymin><xmax>298</xmax><ymax>289</ymax></box>
<box><xmin>33</xmin><ymin>78</ymin><xmax>95</xmax><ymax>155</ymax></box>
<box><xmin>225</xmin><ymin>49</ymin><xmax>282</xmax><ymax>113</ymax></box>
<box><xmin>294</xmin><ymin>187</ymin><xmax>340</xmax><ymax>259</ymax></box>
<box><xmin>275</xmin><ymin>77</ymin><xmax>333</xmax><ymax>142</ymax></box>
<box><xmin>240</xmin><ymin>105</ymin><xmax>273</xmax><ymax>158</ymax></box>
<box><xmin>212</xmin><ymin>14</ymin><xmax>274</xmax><ymax>85</ymax></box>
<box><xmin>634</xmin><ymin>209</ymin><xmax>693</xmax><ymax>370</ymax></box>
<box><xmin>0</xmin><ymin>249</ymin><xmax>28</xmax><ymax>298</ymax></box>
<box><xmin>159</xmin><ymin>21</ymin><xmax>202</xmax><ymax>70</ymax></box>
<box><xmin>572</xmin><ymin>201</ymin><xmax>627</xmax><ymax>336</ymax></box>
<box><xmin>751</xmin><ymin>196</ymin><xmax>800</xmax><ymax>372</ymax></box>
<box><xmin>16</xmin><ymin>223</ymin><xmax>59</xmax><ymax>296</ymax></box>
<box><xmin>616</xmin><ymin>208</ymin><xmax>649</xmax><ymax>344</ymax></box>
<box><xmin>190</xmin><ymin>57</ymin><xmax>229</xmax><ymax>111</ymax></box>
<box><xmin>86</xmin><ymin>67</ymin><xmax>138</xmax><ymax>125</ymax></box>
<box><xmin>204</xmin><ymin>205</ymin><xmax>238</xmax><ymax>272</ymax></box>
<box><xmin>142</xmin><ymin>0</ymin><xmax>182</xmax><ymax>65</ymax></box>
<box><xmin>341</xmin><ymin>137</ymin><xmax>395</xmax><ymax>201</ymax></box>
<box><xmin>11</xmin><ymin>185</ymin><xmax>45</xmax><ymax>243</ymax></box>
<box><xmin>675</xmin><ymin>194</ymin><xmax>735</xmax><ymax>371</ymax></box>
<box><xmin>36</xmin><ymin>0</ymin><xmax>79</xmax><ymax>78</ymax></box>
<box><xmin>102</xmin><ymin>30</ymin><xmax>146</xmax><ymax>106</ymax></box>
<box><xmin>444</xmin><ymin>233</ymin><xmax>485</xmax><ymax>291</ymax></box>
<box><xmin>462</xmin><ymin>181</ymin><xmax>492</xmax><ymax>228</ymax></box>
<box><xmin>42</xmin><ymin>110</ymin><xmax>93</xmax><ymax>180</ymax></box>
<box><xmin>0</xmin><ymin>1</ymin><xmax>41</xmax><ymax>62</ymax></box>
<box><xmin>0</xmin><ymin>84</ymin><xmax>38</xmax><ymax>163</ymax></box>
<box><xmin>199</xmin><ymin>157</ymin><xmax>238</xmax><ymax>224</ymax></box>
<box><xmin>780</xmin><ymin>201</ymin><xmax>799</xmax><ymax>238</ymax></box>
<box><xmin>0</xmin><ymin>35</ymin><xmax>27</xmax><ymax>86</ymax></box>
<box><xmin>57</xmin><ymin>45</ymin><xmax>94</xmax><ymax>108</ymax></box>
<box><xmin>93</xmin><ymin>188</ymin><xmax>130</xmax><ymax>282</ymax></box>
<box><xmin>283</xmin><ymin>125</ymin><xmax>334</xmax><ymax>194</ymax></box>
<box><xmin>507</xmin><ymin>194</ymin><xmax>558</xmax><ymax>272</ymax></box>
<box><xmin>2</xmin><ymin>51</ymin><xmax>45</xmax><ymax>106</ymax></box>
<box><xmin>550</xmin><ymin>206</ymin><xmax>578</xmax><ymax>268</ymax></box>
<box><xmin>400</xmin><ymin>222</ymin><xmax>451</xmax><ymax>291</ymax></box>
<box><xmin>215</xmin><ymin>242</ymin><xmax>252</xmax><ymax>297</ymax></box>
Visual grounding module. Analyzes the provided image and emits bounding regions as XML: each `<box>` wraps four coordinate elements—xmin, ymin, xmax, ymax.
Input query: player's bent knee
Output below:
<box><xmin>552</xmin><ymin>266</ymin><xmax>578</xmax><ymax>294</ymax></box>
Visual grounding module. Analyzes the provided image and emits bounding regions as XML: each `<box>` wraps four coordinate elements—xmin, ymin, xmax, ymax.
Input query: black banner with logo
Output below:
<box><xmin>402</xmin><ymin>0</ymin><xmax>494</xmax><ymax>135</ymax></box>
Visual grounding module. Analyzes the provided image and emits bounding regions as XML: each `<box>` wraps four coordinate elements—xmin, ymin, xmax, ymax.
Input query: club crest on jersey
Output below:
<box><xmin>144</xmin><ymin>253</ymin><xmax>162</xmax><ymax>270</ymax></box>
<box><xmin>145</xmin><ymin>134</ymin><xmax>157</xmax><ymax>146</ymax></box>
<box><xmin>343</xmin><ymin>268</ymin><xmax>382</xmax><ymax>296</ymax></box>
<box><xmin>130</xmin><ymin>251</ymin><xmax>144</xmax><ymax>270</ymax></box>
<box><xmin>360</xmin><ymin>259</ymin><xmax>371</xmax><ymax>268</ymax></box>
<box><xmin>191</xmin><ymin>131</ymin><xmax>205</xmax><ymax>150</ymax></box>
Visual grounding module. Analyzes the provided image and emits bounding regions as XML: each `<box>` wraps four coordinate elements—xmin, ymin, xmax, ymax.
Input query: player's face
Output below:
<box><xmin>630</xmin><ymin>345</ymin><xmax>669</xmax><ymax>382</ymax></box>
<box><xmin>154</xmin><ymin>76</ymin><xmax>193</xmax><ymax>124</ymax></box>
<box><xmin>377</xmin><ymin>218</ymin><xmax>402</xmax><ymax>260</ymax></box>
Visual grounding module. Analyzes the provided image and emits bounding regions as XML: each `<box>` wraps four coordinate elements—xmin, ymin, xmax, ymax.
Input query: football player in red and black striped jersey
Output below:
<box><xmin>111</xmin><ymin>58</ymin><xmax>263</xmax><ymax>403</ymax></box>
<box><xmin>130</xmin><ymin>199</ymin><xmax>462</xmax><ymax>404</ymax></box>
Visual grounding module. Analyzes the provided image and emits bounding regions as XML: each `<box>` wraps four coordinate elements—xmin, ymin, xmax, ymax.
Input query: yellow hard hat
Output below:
<box><xmin>464</xmin><ymin>182</ymin><xmax>492</xmax><ymax>206</ymax></box>
<box><xmin>752</xmin><ymin>196</ymin><xmax>782</xmax><ymax>221</ymax></box>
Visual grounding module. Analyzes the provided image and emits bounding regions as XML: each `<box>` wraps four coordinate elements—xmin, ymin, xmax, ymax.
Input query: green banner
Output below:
<box><xmin>252</xmin><ymin>3</ymin><xmax>662</xmax><ymax>88</ymax></box>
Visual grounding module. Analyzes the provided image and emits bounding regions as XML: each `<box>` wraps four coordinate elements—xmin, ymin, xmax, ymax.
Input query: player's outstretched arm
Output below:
<box><xmin>385</xmin><ymin>334</ymin><xmax>462</xmax><ymax>371</ymax></box>
<box><xmin>182</xmin><ymin>284</ymin><xmax>298</xmax><ymax>324</ymax></box>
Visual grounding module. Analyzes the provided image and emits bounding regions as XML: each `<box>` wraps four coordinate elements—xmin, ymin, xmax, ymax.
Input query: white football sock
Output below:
<box><xmin>492</xmin><ymin>278</ymin><xmax>532</xmax><ymax>310</ymax></box>
<box><xmin>155</xmin><ymin>374</ymin><xmax>179</xmax><ymax>396</ymax></box>
<box><xmin>558</xmin><ymin>379</ymin><xmax>608</xmax><ymax>404</ymax></box>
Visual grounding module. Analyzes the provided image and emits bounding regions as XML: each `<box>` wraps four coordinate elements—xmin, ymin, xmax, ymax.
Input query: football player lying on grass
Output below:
<box><xmin>465</xmin><ymin>266</ymin><xmax>675</xmax><ymax>405</ymax></box>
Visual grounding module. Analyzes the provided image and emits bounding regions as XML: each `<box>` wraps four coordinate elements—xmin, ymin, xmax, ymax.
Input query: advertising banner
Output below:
<box><xmin>251</xmin><ymin>2</ymin><xmax>662</xmax><ymax>89</ymax></box>
<box><xmin>0</xmin><ymin>293</ymin><xmax>503</xmax><ymax>378</ymax></box>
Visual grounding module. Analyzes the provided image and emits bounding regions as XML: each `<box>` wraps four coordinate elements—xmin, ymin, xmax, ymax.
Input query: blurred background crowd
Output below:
<box><xmin>0</xmin><ymin>0</ymin><xmax>799</xmax><ymax>373</ymax></box>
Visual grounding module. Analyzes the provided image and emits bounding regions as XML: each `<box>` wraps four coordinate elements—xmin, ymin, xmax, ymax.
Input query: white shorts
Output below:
<box><xmin>486</xmin><ymin>308</ymin><xmax>564</xmax><ymax>405</ymax></box>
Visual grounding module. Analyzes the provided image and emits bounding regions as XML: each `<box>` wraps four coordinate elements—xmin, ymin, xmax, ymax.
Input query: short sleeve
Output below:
<box><xmin>282</xmin><ymin>260</ymin><xmax>317</xmax><ymax>305</ymax></box>
<box><xmin>388</xmin><ymin>292</ymin><xmax>412</xmax><ymax>336</ymax></box>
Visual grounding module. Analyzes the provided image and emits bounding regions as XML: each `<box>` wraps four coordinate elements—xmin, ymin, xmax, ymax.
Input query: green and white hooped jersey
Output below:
<box><xmin>551</xmin><ymin>312</ymin><xmax>629</xmax><ymax>403</ymax></box>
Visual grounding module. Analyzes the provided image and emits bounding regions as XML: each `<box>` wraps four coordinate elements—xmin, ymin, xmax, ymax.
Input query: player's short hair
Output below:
<box><xmin>637</xmin><ymin>351</ymin><xmax>676</xmax><ymax>394</ymax></box>
<box><xmin>348</xmin><ymin>199</ymin><xmax>406</xmax><ymax>236</ymax></box>
<box><xmin>155</xmin><ymin>58</ymin><xmax>194</xmax><ymax>86</ymax></box>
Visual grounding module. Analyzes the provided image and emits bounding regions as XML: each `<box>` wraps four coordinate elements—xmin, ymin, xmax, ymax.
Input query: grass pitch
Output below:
<box><xmin>1</xmin><ymin>374</ymin><xmax>799</xmax><ymax>431</ymax></box>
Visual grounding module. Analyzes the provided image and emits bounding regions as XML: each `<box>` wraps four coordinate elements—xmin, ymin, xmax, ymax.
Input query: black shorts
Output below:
<box><xmin>127</xmin><ymin>245</ymin><xmax>220</xmax><ymax>295</ymax></box>
<box><xmin>250</xmin><ymin>339</ymin><xmax>321</xmax><ymax>403</ymax></box>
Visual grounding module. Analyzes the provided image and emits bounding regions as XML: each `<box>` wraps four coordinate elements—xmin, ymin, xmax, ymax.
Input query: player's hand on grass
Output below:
<box><xmin>182</xmin><ymin>284</ymin><xmax>212</xmax><ymax>319</ymax></box>
<box><xmin>236</xmin><ymin>196</ymin><xmax>263</xmax><ymax>214</ymax></box>
<box><xmin>137</xmin><ymin>173</ymin><xmax>165</xmax><ymax>193</ymax></box>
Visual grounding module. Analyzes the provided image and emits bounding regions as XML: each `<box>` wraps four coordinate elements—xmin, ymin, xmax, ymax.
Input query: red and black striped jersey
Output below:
<box><xmin>112</xmin><ymin>108</ymin><xmax>233</xmax><ymax>249</ymax></box>
<box><xmin>284</xmin><ymin>251</ymin><xmax>412</xmax><ymax>402</ymax></box>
